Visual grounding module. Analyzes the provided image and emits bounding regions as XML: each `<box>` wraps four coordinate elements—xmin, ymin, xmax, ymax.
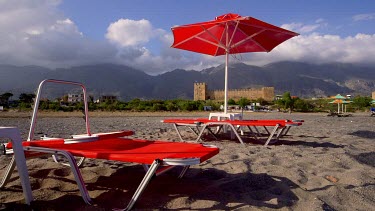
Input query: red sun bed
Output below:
<box><xmin>2</xmin><ymin>129</ymin><xmax>219</xmax><ymax>210</ymax></box>
<box><xmin>0</xmin><ymin>79</ymin><xmax>220</xmax><ymax>211</ymax></box>
<box><xmin>162</xmin><ymin>118</ymin><xmax>303</xmax><ymax>145</ymax></box>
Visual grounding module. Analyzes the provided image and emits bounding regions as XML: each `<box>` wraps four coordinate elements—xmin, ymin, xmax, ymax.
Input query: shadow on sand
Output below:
<box><xmin>1</xmin><ymin>165</ymin><xmax>303</xmax><ymax>210</ymax></box>
<box><xmin>350</xmin><ymin>152</ymin><xmax>375</xmax><ymax>168</ymax></box>
<box><xmin>348</xmin><ymin>130</ymin><xmax>375</xmax><ymax>139</ymax></box>
<box><xmin>199</xmin><ymin>133</ymin><xmax>344</xmax><ymax>149</ymax></box>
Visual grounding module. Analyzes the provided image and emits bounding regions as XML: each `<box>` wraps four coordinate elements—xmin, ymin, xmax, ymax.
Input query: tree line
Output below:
<box><xmin>0</xmin><ymin>91</ymin><xmax>373</xmax><ymax>112</ymax></box>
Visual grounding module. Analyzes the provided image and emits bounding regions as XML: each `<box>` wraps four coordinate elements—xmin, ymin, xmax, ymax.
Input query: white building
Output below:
<box><xmin>68</xmin><ymin>94</ymin><xmax>84</xmax><ymax>103</ymax></box>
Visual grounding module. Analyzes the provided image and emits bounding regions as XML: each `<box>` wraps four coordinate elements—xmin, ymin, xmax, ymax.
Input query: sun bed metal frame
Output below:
<box><xmin>1</xmin><ymin>79</ymin><xmax>90</xmax><ymax>191</ymax></box>
<box><xmin>0</xmin><ymin>79</ymin><xmax>219</xmax><ymax>210</ymax></box>
<box><xmin>163</xmin><ymin>119</ymin><xmax>302</xmax><ymax>146</ymax></box>
<box><xmin>1</xmin><ymin>128</ymin><xmax>217</xmax><ymax>210</ymax></box>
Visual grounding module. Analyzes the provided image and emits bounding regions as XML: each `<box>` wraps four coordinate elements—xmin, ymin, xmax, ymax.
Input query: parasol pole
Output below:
<box><xmin>224</xmin><ymin>24</ymin><xmax>229</xmax><ymax>114</ymax></box>
<box><xmin>224</xmin><ymin>50</ymin><xmax>228</xmax><ymax>114</ymax></box>
<box><xmin>342</xmin><ymin>104</ymin><xmax>344</xmax><ymax>113</ymax></box>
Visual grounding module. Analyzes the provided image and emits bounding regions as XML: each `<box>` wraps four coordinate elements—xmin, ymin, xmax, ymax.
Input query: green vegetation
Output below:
<box><xmin>0</xmin><ymin>92</ymin><xmax>373</xmax><ymax>113</ymax></box>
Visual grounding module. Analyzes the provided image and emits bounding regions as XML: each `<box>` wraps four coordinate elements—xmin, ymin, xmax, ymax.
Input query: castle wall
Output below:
<box><xmin>197</xmin><ymin>83</ymin><xmax>274</xmax><ymax>101</ymax></box>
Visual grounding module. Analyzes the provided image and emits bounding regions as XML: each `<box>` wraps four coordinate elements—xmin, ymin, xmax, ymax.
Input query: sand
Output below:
<box><xmin>0</xmin><ymin>111</ymin><xmax>374</xmax><ymax>210</ymax></box>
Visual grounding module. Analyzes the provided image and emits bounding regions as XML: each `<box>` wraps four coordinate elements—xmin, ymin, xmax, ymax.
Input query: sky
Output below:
<box><xmin>0</xmin><ymin>0</ymin><xmax>374</xmax><ymax>75</ymax></box>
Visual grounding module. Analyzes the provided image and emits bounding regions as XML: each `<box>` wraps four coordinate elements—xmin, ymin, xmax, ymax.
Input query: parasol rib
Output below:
<box><xmin>230</xmin><ymin>29</ymin><xmax>267</xmax><ymax>51</ymax></box>
<box><xmin>171</xmin><ymin>24</ymin><xmax>218</xmax><ymax>48</ymax></box>
<box><xmin>227</xmin><ymin>20</ymin><xmax>240</xmax><ymax>49</ymax></box>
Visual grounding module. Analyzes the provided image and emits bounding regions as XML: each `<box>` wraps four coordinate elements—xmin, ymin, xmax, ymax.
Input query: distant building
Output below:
<box><xmin>68</xmin><ymin>93</ymin><xmax>84</xmax><ymax>103</ymax></box>
<box><xmin>372</xmin><ymin>91</ymin><xmax>375</xmax><ymax>99</ymax></box>
<box><xmin>96</xmin><ymin>95</ymin><xmax>117</xmax><ymax>103</ymax></box>
<box><xmin>194</xmin><ymin>82</ymin><xmax>275</xmax><ymax>102</ymax></box>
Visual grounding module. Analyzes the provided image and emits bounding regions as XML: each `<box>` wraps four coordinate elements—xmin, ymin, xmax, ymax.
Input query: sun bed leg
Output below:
<box><xmin>123</xmin><ymin>159</ymin><xmax>161</xmax><ymax>211</ymax></box>
<box><xmin>173</xmin><ymin>124</ymin><xmax>185</xmax><ymax>142</ymax></box>
<box><xmin>206</xmin><ymin>127</ymin><xmax>218</xmax><ymax>140</ymax></box>
<box><xmin>57</xmin><ymin>151</ymin><xmax>92</xmax><ymax>205</ymax></box>
<box><xmin>178</xmin><ymin>166</ymin><xmax>190</xmax><ymax>179</ymax></box>
<box><xmin>276</xmin><ymin>127</ymin><xmax>285</xmax><ymax>140</ymax></box>
<box><xmin>195</xmin><ymin>126</ymin><xmax>201</xmax><ymax>134</ymax></box>
<box><xmin>253</xmin><ymin>126</ymin><xmax>261</xmax><ymax>136</ymax></box>
<box><xmin>0</xmin><ymin>127</ymin><xmax>33</xmax><ymax>205</ymax></box>
<box><xmin>282</xmin><ymin>126</ymin><xmax>291</xmax><ymax>136</ymax></box>
<box><xmin>246</xmin><ymin>126</ymin><xmax>258</xmax><ymax>140</ymax></box>
<box><xmin>195</xmin><ymin>125</ymin><xmax>208</xmax><ymax>142</ymax></box>
<box><xmin>187</xmin><ymin>126</ymin><xmax>199</xmax><ymax>136</ymax></box>
<box><xmin>142</xmin><ymin>164</ymin><xmax>149</xmax><ymax>172</ymax></box>
<box><xmin>52</xmin><ymin>155</ymin><xmax>86</xmax><ymax>167</ymax></box>
<box><xmin>237</xmin><ymin>125</ymin><xmax>244</xmax><ymax>136</ymax></box>
<box><xmin>22</xmin><ymin>147</ymin><xmax>92</xmax><ymax>205</ymax></box>
<box><xmin>264</xmin><ymin>124</ymin><xmax>279</xmax><ymax>146</ymax></box>
<box><xmin>227</xmin><ymin>125</ymin><xmax>245</xmax><ymax>145</ymax></box>
<box><xmin>155</xmin><ymin>166</ymin><xmax>176</xmax><ymax>176</ymax></box>
<box><xmin>263</xmin><ymin>126</ymin><xmax>270</xmax><ymax>135</ymax></box>
<box><xmin>0</xmin><ymin>156</ymin><xmax>16</xmax><ymax>188</ymax></box>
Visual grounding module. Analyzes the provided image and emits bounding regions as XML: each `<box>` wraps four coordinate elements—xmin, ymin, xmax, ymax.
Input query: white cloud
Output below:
<box><xmin>237</xmin><ymin>33</ymin><xmax>375</xmax><ymax>67</ymax></box>
<box><xmin>353</xmin><ymin>13</ymin><xmax>375</xmax><ymax>21</ymax></box>
<box><xmin>281</xmin><ymin>19</ymin><xmax>327</xmax><ymax>34</ymax></box>
<box><xmin>106</xmin><ymin>19</ymin><xmax>154</xmax><ymax>47</ymax></box>
<box><xmin>0</xmin><ymin>0</ymin><xmax>374</xmax><ymax>75</ymax></box>
<box><xmin>0</xmin><ymin>0</ymin><xmax>117</xmax><ymax>68</ymax></box>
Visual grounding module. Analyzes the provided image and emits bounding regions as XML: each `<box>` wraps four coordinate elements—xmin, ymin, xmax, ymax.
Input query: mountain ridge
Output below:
<box><xmin>0</xmin><ymin>61</ymin><xmax>374</xmax><ymax>100</ymax></box>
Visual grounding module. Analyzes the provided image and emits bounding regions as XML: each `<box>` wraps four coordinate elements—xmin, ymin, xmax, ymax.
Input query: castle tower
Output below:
<box><xmin>194</xmin><ymin>83</ymin><xmax>207</xmax><ymax>101</ymax></box>
<box><xmin>261</xmin><ymin>87</ymin><xmax>275</xmax><ymax>101</ymax></box>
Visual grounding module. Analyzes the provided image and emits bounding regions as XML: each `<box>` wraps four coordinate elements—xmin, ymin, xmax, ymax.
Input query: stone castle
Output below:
<box><xmin>194</xmin><ymin>83</ymin><xmax>275</xmax><ymax>101</ymax></box>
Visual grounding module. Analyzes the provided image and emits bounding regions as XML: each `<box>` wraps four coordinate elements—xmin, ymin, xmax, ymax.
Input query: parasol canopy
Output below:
<box><xmin>171</xmin><ymin>13</ymin><xmax>299</xmax><ymax>113</ymax></box>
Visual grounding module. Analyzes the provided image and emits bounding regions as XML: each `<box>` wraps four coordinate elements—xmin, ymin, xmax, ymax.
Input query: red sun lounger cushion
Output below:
<box><xmin>19</xmin><ymin>138</ymin><xmax>219</xmax><ymax>165</ymax></box>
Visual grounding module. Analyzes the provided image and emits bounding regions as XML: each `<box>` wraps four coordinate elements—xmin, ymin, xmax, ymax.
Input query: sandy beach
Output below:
<box><xmin>0</xmin><ymin>111</ymin><xmax>374</xmax><ymax>210</ymax></box>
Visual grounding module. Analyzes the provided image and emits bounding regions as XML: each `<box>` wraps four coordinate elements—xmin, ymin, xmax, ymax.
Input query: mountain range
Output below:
<box><xmin>0</xmin><ymin>61</ymin><xmax>374</xmax><ymax>100</ymax></box>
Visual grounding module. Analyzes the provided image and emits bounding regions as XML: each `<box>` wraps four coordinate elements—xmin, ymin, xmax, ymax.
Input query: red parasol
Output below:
<box><xmin>171</xmin><ymin>13</ymin><xmax>299</xmax><ymax>113</ymax></box>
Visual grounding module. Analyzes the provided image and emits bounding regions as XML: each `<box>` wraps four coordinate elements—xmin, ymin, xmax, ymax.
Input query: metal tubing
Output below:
<box><xmin>263</xmin><ymin>126</ymin><xmax>270</xmax><ymax>135</ymax></box>
<box><xmin>246</xmin><ymin>126</ymin><xmax>258</xmax><ymax>140</ymax></box>
<box><xmin>52</xmin><ymin>155</ymin><xmax>86</xmax><ymax>167</ymax></box>
<box><xmin>264</xmin><ymin>124</ymin><xmax>280</xmax><ymax>146</ymax></box>
<box><xmin>197</xmin><ymin>123</ymin><xmax>245</xmax><ymax>145</ymax></box>
<box><xmin>282</xmin><ymin>126</ymin><xmax>291</xmax><ymax>136</ymax></box>
<box><xmin>253</xmin><ymin>126</ymin><xmax>261</xmax><ymax>136</ymax></box>
<box><xmin>24</xmin><ymin>146</ymin><xmax>92</xmax><ymax>204</ymax></box>
<box><xmin>195</xmin><ymin>125</ymin><xmax>208</xmax><ymax>142</ymax></box>
<box><xmin>0</xmin><ymin>127</ymin><xmax>33</xmax><ymax>204</ymax></box>
<box><xmin>28</xmin><ymin>79</ymin><xmax>91</xmax><ymax>141</ymax></box>
<box><xmin>124</xmin><ymin>159</ymin><xmax>161</xmax><ymax>211</ymax></box>
<box><xmin>155</xmin><ymin>166</ymin><xmax>175</xmax><ymax>176</ymax></box>
<box><xmin>275</xmin><ymin>127</ymin><xmax>285</xmax><ymax>140</ymax></box>
<box><xmin>0</xmin><ymin>156</ymin><xmax>16</xmax><ymax>188</ymax></box>
<box><xmin>178</xmin><ymin>166</ymin><xmax>190</xmax><ymax>179</ymax></box>
<box><xmin>173</xmin><ymin>124</ymin><xmax>184</xmax><ymax>142</ymax></box>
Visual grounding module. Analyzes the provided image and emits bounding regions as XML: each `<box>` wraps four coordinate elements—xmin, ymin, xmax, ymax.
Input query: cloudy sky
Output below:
<box><xmin>0</xmin><ymin>0</ymin><xmax>374</xmax><ymax>75</ymax></box>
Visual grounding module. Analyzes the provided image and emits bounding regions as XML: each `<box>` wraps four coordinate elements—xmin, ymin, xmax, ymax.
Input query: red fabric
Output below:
<box><xmin>21</xmin><ymin>138</ymin><xmax>219</xmax><ymax>165</ymax></box>
<box><xmin>6</xmin><ymin>139</ymin><xmax>64</xmax><ymax>149</ymax></box>
<box><xmin>171</xmin><ymin>13</ymin><xmax>299</xmax><ymax>56</ymax></box>
<box><xmin>6</xmin><ymin>130</ymin><xmax>133</xmax><ymax>149</ymax></box>
<box><xmin>8</xmin><ymin>138</ymin><xmax>219</xmax><ymax>165</ymax></box>
<box><xmin>96</xmin><ymin>130</ymin><xmax>134</xmax><ymax>139</ymax></box>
